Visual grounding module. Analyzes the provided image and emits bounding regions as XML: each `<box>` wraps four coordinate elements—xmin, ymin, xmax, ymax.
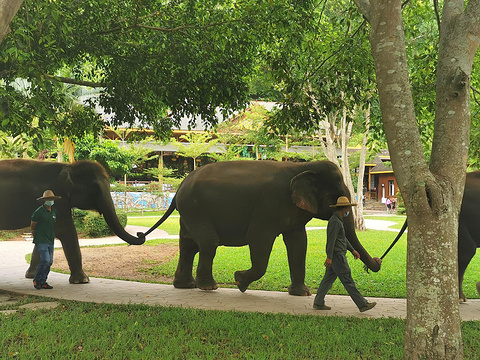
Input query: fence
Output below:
<box><xmin>111</xmin><ymin>190</ymin><xmax>175</xmax><ymax>213</ymax></box>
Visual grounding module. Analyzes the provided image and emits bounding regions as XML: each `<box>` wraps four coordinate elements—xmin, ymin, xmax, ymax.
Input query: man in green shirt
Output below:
<box><xmin>313</xmin><ymin>196</ymin><xmax>377</xmax><ymax>312</ymax></box>
<box><xmin>31</xmin><ymin>190</ymin><xmax>61</xmax><ymax>290</ymax></box>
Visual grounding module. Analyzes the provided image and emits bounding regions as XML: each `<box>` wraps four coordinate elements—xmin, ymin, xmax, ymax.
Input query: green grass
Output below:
<box><xmin>129</xmin><ymin>212</ymin><xmax>480</xmax><ymax>299</ymax></box>
<box><xmin>1</xmin><ymin>298</ymin><xmax>480</xmax><ymax>359</ymax></box>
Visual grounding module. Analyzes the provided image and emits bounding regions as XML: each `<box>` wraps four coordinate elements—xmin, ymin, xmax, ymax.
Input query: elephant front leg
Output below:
<box><xmin>56</xmin><ymin>221</ymin><xmax>89</xmax><ymax>284</ymax></box>
<box><xmin>282</xmin><ymin>229</ymin><xmax>311</xmax><ymax>296</ymax></box>
<box><xmin>235</xmin><ymin>234</ymin><xmax>275</xmax><ymax>293</ymax></box>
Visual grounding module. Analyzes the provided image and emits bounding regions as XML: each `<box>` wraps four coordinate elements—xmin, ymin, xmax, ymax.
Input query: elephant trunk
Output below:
<box><xmin>344</xmin><ymin>215</ymin><xmax>381</xmax><ymax>272</ymax></box>
<box><xmin>98</xmin><ymin>197</ymin><xmax>145</xmax><ymax>245</ymax></box>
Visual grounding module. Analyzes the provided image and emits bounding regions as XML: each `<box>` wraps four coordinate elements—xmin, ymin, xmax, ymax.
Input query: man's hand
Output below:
<box><xmin>352</xmin><ymin>250</ymin><xmax>360</xmax><ymax>260</ymax></box>
<box><xmin>324</xmin><ymin>258</ymin><xmax>332</xmax><ymax>267</ymax></box>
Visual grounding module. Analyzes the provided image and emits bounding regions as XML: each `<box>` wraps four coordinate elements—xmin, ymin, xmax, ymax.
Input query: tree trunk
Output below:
<box><xmin>353</xmin><ymin>0</ymin><xmax>480</xmax><ymax>358</ymax></box>
<box><xmin>0</xmin><ymin>0</ymin><xmax>23</xmax><ymax>43</ymax></box>
<box><xmin>354</xmin><ymin>104</ymin><xmax>370</xmax><ymax>231</ymax></box>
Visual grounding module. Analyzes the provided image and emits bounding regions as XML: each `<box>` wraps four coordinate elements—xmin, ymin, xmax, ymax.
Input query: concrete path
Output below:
<box><xmin>1</xmin><ymin>221</ymin><xmax>480</xmax><ymax>321</ymax></box>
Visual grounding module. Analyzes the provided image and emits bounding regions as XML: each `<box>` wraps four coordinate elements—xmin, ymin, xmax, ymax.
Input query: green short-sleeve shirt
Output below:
<box><xmin>31</xmin><ymin>205</ymin><xmax>57</xmax><ymax>245</ymax></box>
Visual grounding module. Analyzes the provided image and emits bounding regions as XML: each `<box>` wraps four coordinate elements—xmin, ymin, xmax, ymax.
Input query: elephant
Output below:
<box><xmin>141</xmin><ymin>160</ymin><xmax>382</xmax><ymax>296</ymax></box>
<box><xmin>383</xmin><ymin>170</ymin><xmax>480</xmax><ymax>301</ymax></box>
<box><xmin>0</xmin><ymin>159</ymin><xmax>145</xmax><ymax>284</ymax></box>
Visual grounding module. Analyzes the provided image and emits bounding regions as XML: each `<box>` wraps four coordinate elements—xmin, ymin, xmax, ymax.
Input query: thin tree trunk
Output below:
<box><xmin>354</xmin><ymin>104</ymin><xmax>370</xmax><ymax>231</ymax></box>
<box><xmin>0</xmin><ymin>0</ymin><xmax>23</xmax><ymax>43</ymax></box>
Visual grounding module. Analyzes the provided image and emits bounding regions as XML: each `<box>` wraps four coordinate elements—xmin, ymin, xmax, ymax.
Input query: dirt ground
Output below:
<box><xmin>52</xmin><ymin>243</ymin><xmax>179</xmax><ymax>283</ymax></box>
<box><xmin>5</xmin><ymin>229</ymin><xmax>179</xmax><ymax>283</ymax></box>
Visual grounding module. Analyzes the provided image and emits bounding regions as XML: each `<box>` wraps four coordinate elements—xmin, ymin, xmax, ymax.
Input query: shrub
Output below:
<box><xmin>72</xmin><ymin>208</ymin><xmax>127</xmax><ymax>238</ymax></box>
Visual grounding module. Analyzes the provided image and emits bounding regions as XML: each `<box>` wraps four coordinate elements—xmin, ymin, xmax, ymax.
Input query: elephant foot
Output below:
<box><xmin>173</xmin><ymin>276</ymin><xmax>197</xmax><ymax>289</ymax></box>
<box><xmin>476</xmin><ymin>282</ymin><xmax>480</xmax><ymax>297</ymax></box>
<box><xmin>69</xmin><ymin>272</ymin><xmax>90</xmax><ymax>284</ymax></box>
<box><xmin>196</xmin><ymin>276</ymin><xmax>218</xmax><ymax>291</ymax></box>
<box><xmin>234</xmin><ymin>271</ymin><xmax>251</xmax><ymax>293</ymax></box>
<box><xmin>288</xmin><ymin>284</ymin><xmax>311</xmax><ymax>296</ymax></box>
<box><xmin>198</xmin><ymin>283</ymin><xmax>218</xmax><ymax>291</ymax></box>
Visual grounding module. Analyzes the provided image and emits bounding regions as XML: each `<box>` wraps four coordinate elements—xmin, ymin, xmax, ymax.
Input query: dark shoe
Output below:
<box><xmin>33</xmin><ymin>281</ymin><xmax>42</xmax><ymax>290</ymax></box>
<box><xmin>41</xmin><ymin>283</ymin><xmax>53</xmax><ymax>289</ymax></box>
<box><xmin>313</xmin><ymin>304</ymin><xmax>331</xmax><ymax>310</ymax></box>
<box><xmin>359</xmin><ymin>302</ymin><xmax>376</xmax><ymax>312</ymax></box>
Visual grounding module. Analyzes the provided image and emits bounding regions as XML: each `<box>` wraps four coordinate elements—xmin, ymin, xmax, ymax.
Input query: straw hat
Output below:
<box><xmin>37</xmin><ymin>190</ymin><xmax>61</xmax><ymax>201</ymax></box>
<box><xmin>329</xmin><ymin>196</ymin><xmax>357</xmax><ymax>208</ymax></box>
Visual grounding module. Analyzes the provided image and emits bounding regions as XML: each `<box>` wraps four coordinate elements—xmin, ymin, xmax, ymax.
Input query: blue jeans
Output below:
<box><xmin>33</xmin><ymin>243</ymin><xmax>54</xmax><ymax>285</ymax></box>
<box><xmin>314</xmin><ymin>252</ymin><xmax>367</xmax><ymax>309</ymax></box>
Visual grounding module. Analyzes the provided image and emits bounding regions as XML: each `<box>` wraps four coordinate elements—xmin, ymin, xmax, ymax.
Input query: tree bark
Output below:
<box><xmin>353</xmin><ymin>0</ymin><xmax>480</xmax><ymax>358</ymax></box>
<box><xmin>0</xmin><ymin>0</ymin><xmax>23</xmax><ymax>43</ymax></box>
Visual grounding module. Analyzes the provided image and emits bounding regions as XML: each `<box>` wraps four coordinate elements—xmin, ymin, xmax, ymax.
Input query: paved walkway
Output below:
<box><xmin>1</xmin><ymin>219</ymin><xmax>480</xmax><ymax>321</ymax></box>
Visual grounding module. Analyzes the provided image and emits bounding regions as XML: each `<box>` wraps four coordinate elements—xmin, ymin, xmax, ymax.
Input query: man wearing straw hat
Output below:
<box><xmin>30</xmin><ymin>190</ymin><xmax>61</xmax><ymax>290</ymax></box>
<box><xmin>313</xmin><ymin>196</ymin><xmax>377</xmax><ymax>312</ymax></box>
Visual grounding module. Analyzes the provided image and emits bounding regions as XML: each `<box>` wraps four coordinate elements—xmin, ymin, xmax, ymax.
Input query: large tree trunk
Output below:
<box><xmin>0</xmin><ymin>0</ymin><xmax>23</xmax><ymax>43</ymax></box>
<box><xmin>354</xmin><ymin>0</ymin><xmax>480</xmax><ymax>358</ymax></box>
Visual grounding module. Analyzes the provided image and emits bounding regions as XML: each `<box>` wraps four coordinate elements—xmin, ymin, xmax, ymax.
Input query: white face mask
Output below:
<box><xmin>343</xmin><ymin>211</ymin><xmax>350</xmax><ymax>218</ymax></box>
<box><xmin>44</xmin><ymin>200</ymin><xmax>54</xmax><ymax>206</ymax></box>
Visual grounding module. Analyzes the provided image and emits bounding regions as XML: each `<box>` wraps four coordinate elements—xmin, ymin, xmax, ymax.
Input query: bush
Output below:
<box><xmin>72</xmin><ymin>208</ymin><xmax>127</xmax><ymax>238</ymax></box>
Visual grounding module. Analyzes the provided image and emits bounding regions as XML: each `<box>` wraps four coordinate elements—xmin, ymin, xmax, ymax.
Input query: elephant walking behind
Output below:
<box><xmin>0</xmin><ymin>159</ymin><xmax>145</xmax><ymax>284</ymax></box>
<box><xmin>143</xmin><ymin>160</ymin><xmax>381</xmax><ymax>296</ymax></box>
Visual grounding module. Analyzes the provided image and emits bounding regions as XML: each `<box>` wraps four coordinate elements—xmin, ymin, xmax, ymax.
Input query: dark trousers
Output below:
<box><xmin>314</xmin><ymin>252</ymin><xmax>367</xmax><ymax>309</ymax></box>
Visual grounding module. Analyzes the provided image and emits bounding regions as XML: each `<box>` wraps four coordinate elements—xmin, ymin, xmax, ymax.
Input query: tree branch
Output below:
<box><xmin>352</xmin><ymin>0</ymin><xmax>371</xmax><ymax>22</ymax></box>
<box><xmin>94</xmin><ymin>18</ymin><xmax>242</xmax><ymax>37</ymax></box>
<box><xmin>48</xmin><ymin>75</ymin><xmax>104</xmax><ymax>88</ymax></box>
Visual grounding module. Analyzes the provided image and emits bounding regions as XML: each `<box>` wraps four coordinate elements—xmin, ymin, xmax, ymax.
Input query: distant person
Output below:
<box><xmin>386</xmin><ymin>198</ymin><xmax>392</xmax><ymax>214</ymax></box>
<box><xmin>31</xmin><ymin>190</ymin><xmax>61</xmax><ymax>290</ymax></box>
<box><xmin>313</xmin><ymin>196</ymin><xmax>377</xmax><ymax>312</ymax></box>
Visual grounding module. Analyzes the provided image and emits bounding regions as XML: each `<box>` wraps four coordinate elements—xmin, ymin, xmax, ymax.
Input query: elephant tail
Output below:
<box><xmin>140</xmin><ymin>195</ymin><xmax>177</xmax><ymax>238</ymax></box>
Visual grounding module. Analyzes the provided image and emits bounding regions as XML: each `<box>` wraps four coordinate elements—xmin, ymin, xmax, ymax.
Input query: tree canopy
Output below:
<box><xmin>0</xmin><ymin>0</ymin><xmax>312</xmax><ymax>143</ymax></box>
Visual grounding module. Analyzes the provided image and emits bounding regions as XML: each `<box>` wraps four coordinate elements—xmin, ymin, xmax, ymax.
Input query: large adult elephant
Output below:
<box><xmin>0</xmin><ymin>159</ymin><xmax>145</xmax><ymax>283</ymax></box>
<box><xmin>142</xmin><ymin>160</ymin><xmax>382</xmax><ymax>296</ymax></box>
<box><xmin>383</xmin><ymin>170</ymin><xmax>480</xmax><ymax>301</ymax></box>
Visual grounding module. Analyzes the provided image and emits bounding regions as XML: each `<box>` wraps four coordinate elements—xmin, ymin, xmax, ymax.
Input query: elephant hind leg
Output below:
<box><xmin>174</xmin><ymin>220</ymin><xmax>220</xmax><ymax>291</ymax></box>
<box><xmin>173</xmin><ymin>236</ymin><xmax>199</xmax><ymax>289</ymax></box>
<box><xmin>458</xmin><ymin>226</ymin><xmax>476</xmax><ymax>302</ymax></box>
<box><xmin>195</xmin><ymin>243</ymin><xmax>218</xmax><ymax>290</ymax></box>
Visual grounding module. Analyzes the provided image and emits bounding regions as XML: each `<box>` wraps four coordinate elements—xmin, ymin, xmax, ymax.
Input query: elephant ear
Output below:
<box><xmin>59</xmin><ymin>166</ymin><xmax>74</xmax><ymax>199</ymax></box>
<box><xmin>290</xmin><ymin>171</ymin><xmax>318</xmax><ymax>214</ymax></box>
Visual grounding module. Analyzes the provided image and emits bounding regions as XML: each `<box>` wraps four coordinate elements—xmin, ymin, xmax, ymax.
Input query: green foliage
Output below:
<box><xmin>395</xmin><ymin>189</ymin><xmax>406</xmax><ymax>215</ymax></box>
<box><xmin>74</xmin><ymin>134</ymin><xmax>153</xmax><ymax>178</ymax></box>
<box><xmin>264</xmin><ymin>1</ymin><xmax>375</xmax><ymax>135</ymax></box>
<box><xmin>73</xmin><ymin>208</ymin><xmax>127</xmax><ymax>237</ymax></box>
<box><xmin>72</xmin><ymin>209</ymin><xmax>89</xmax><ymax>235</ymax></box>
<box><xmin>216</xmin><ymin>103</ymin><xmax>282</xmax><ymax>160</ymax></box>
<box><xmin>171</xmin><ymin>132</ymin><xmax>218</xmax><ymax>169</ymax></box>
<box><xmin>2</xmin><ymin>0</ymin><xmax>293</xmax><ymax>139</ymax></box>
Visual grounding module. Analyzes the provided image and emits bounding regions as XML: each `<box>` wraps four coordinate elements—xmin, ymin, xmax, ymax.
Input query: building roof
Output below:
<box><xmin>369</xmin><ymin>151</ymin><xmax>393</xmax><ymax>174</ymax></box>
